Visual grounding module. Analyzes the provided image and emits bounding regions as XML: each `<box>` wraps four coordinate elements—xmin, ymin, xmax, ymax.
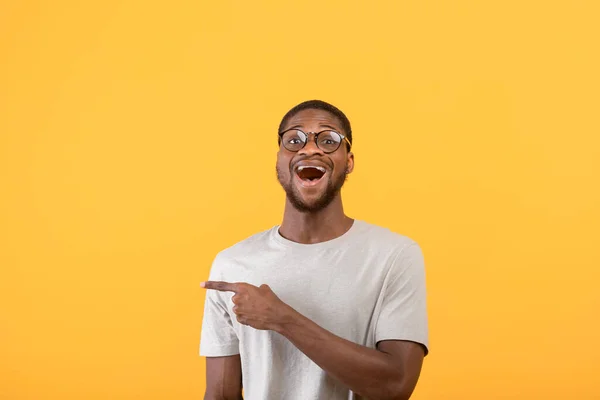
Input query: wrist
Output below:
<box><xmin>272</xmin><ymin>303</ymin><xmax>300</xmax><ymax>335</ymax></box>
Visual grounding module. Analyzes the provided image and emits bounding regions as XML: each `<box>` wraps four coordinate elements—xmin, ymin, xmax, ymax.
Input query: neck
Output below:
<box><xmin>279</xmin><ymin>195</ymin><xmax>354</xmax><ymax>244</ymax></box>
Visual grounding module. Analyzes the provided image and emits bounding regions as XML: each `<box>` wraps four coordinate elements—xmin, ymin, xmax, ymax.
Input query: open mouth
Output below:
<box><xmin>296</xmin><ymin>165</ymin><xmax>326</xmax><ymax>185</ymax></box>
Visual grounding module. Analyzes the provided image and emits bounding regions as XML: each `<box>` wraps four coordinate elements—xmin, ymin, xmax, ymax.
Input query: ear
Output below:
<box><xmin>346</xmin><ymin>151</ymin><xmax>354</xmax><ymax>174</ymax></box>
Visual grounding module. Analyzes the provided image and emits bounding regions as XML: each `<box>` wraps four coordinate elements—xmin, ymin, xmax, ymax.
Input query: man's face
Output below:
<box><xmin>276</xmin><ymin>108</ymin><xmax>354</xmax><ymax>213</ymax></box>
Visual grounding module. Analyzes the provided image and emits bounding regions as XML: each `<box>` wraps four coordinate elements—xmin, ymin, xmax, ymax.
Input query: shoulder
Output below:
<box><xmin>205</xmin><ymin>227</ymin><xmax>275</xmax><ymax>280</ymax></box>
<box><xmin>356</xmin><ymin>220</ymin><xmax>420</xmax><ymax>253</ymax></box>
<box><xmin>357</xmin><ymin>221</ymin><xmax>427</xmax><ymax>285</ymax></box>
<box><xmin>211</xmin><ymin>226</ymin><xmax>275</xmax><ymax>265</ymax></box>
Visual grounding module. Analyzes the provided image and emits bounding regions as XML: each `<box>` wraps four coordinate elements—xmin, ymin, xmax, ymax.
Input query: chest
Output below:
<box><xmin>223</xmin><ymin>247</ymin><xmax>393</xmax><ymax>339</ymax></box>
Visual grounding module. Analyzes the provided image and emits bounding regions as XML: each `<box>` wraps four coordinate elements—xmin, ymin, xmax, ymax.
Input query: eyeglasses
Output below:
<box><xmin>278</xmin><ymin>128</ymin><xmax>351</xmax><ymax>154</ymax></box>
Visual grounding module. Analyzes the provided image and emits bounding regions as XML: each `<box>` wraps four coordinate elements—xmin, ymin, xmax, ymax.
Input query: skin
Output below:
<box><xmin>276</xmin><ymin>108</ymin><xmax>355</xmax><ymax>242</ymax></box>
<box><xmin>203</xmin><ymin>109</ymin><xmax>425</xmax><ymax>400</ymax></box>
<box><xmin>204</xmin><ymin>354</ymin><xmax>242</xmax><ymax>400</ymax></box>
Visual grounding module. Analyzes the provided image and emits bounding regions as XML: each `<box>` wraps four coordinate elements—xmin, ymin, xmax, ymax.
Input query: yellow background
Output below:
<box><xmin>1</xmin><ymin>1</ymin><xmax>599</xmax><ymax>399</ymax></box>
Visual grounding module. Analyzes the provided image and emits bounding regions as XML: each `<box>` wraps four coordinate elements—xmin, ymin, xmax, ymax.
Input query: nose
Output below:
<box><xmin>297</xmin><ymin>133</ymin><xmax>324</xmax><ymax>156</ymax></box>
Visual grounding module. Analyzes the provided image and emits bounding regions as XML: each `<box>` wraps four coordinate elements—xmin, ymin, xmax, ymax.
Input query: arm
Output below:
<box><xmin>201</xmin><ymin>281</ymin><xmax>425</xmax><ymax>400</ymax></box>
<box><xmin>276</xmin><ymin>307</ymin><xmax>424</xmax><ymax>400</ymax></box>
<box><xmin>204</xmin><ymin>355</ymin><xmax>243</xmax><ymax>400</ymax></box>
<box><xmin>200</xmin><ymin>261</ymin><xmax>244</xmax><ymax>400</ymax></box>
<box><xmin>201</xmin><ymin>238</ymin><xmax>428</xmax><ymax>400</ymax></box>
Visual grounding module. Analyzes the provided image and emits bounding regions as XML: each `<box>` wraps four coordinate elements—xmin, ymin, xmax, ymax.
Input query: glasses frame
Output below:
<box><xmin>278</xmin><ymin>128</ymin><xmax>352</xmax><ymax>154</ymax></box>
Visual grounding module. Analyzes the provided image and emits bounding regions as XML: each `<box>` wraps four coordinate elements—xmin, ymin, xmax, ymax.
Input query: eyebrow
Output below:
<box><xmin>319</xmin><ymin>124</ymin><xmax>340</xmax><ymax>131</ymax></box>
<box><xmin>285</xmin><ymin>124</ymin><xmax>341</xmax><ymax>132</ymax></box>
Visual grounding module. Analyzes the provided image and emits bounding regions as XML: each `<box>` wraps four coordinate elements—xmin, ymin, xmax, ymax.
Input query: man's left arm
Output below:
<box><xmin>201</xmin><ymin>243</ymin><xmax>428</xmax><ymax>400</ymax></box>
<box><xmin>277</xmin><ymin>305</ymin><xmax>425</xmax><ymax>400</ymax></box>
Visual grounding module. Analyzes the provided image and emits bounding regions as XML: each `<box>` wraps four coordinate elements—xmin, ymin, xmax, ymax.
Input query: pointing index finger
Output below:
<box><xmin>200</xmin><ymin>281</ymin><xmax>238</xmax><ymax>293</ymax></box>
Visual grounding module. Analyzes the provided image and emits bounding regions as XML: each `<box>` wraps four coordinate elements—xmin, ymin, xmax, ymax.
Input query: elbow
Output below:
<box><xmin>393</xmin><ymin>390</ymin><xmax>412</xmax><ymax>400</ymax></box>
<box><xmin>383</xmin><ymin>380</ymin><xmax>415</xmax><ymax>400</ymax></box>
<box><xmin>361</xmin><ymin>382</ymin><xmax>412</xmax><ymax>400</ymax></box>
<box><xmin>203</xmin><ymin>393</ymin><xmax>243</xmax><ymax>400</ymax></box>
<box><xmin>383</xmin><ymin>391</ymin><xmax>410</xmax><ymax>400</ymax></box>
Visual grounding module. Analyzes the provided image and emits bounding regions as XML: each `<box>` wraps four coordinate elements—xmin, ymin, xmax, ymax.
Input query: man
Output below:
<box><xmin>199</xmin><ymin>100</ymin><xmax>429</xmax><ymax>400</ymax></box>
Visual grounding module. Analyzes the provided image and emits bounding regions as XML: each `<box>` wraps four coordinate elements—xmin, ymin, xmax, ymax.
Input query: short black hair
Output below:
<box><xmin>278</xmin><ymin>100</ymin><xmax>352</xmax><ymax>151</ymax></box>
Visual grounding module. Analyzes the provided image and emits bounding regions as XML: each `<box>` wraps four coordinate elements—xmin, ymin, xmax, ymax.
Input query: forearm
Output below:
<box><xmin>204</xmin><ymin>395</ymin><xmax>243</xmax><ymax>400</ymax></box>
<box><xmin>275</xmin><ymin>309</ymin><xmax>408</xmax><ymax>400</ymax></box>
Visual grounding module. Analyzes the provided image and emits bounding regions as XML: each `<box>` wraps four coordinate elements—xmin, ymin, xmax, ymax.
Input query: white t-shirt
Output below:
<box><xmin>199</xmin><ymin>220</ymin><xmax>429</xmax><ymax>400</ymax></box>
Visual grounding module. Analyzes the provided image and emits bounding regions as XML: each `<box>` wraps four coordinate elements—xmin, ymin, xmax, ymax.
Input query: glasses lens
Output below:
<box><xmin>318</xmin><ymin>131</ymin><xmax>342</xmax><ymax>153</ymax></box>
<box><xmin>281</xmin><ymin>130</ymin><xmax>307</xmax><ymax>151</ymax></box>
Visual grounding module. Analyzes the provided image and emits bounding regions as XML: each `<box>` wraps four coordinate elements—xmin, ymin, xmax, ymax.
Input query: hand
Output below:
<box><xmin>201</xmin><ymin>281</ymin><xmax>292</xmax><ymax>331</ymax></box>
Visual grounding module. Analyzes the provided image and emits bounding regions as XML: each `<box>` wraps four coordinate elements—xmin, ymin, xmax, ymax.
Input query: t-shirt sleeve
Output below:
<box><xmin>199</xmin><ymin>256</ymin><xmax>240</xmax><ymax>357</ymax></box>
<box><xmin>375</xmin><ymin>242</ymin><xmax>429</xmax><ymax>355</ymax></box>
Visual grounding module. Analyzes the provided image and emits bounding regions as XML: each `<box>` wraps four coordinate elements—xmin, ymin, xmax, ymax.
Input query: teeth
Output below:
<box><xmin>297</xmin><ymin>166</ymin><xmax>326</xmax><ymax>172</ymax></box>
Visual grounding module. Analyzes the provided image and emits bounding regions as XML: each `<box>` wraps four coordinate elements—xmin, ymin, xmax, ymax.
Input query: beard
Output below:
<box><xmin>276</xmin><ymin>165</ymin><xmax>348</xmax><ymax>213</ymax></box>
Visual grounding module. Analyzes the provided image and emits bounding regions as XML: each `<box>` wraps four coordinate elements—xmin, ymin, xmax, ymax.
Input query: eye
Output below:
<box><xmin>319</xmin><ymin>132</ymin><xmax>341</xmax><ymax>145</ymax></box>
<box><xmin>282</xmin><ymin>130</ymin><xmax>307</xmax><ymax>146</ymax></box>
